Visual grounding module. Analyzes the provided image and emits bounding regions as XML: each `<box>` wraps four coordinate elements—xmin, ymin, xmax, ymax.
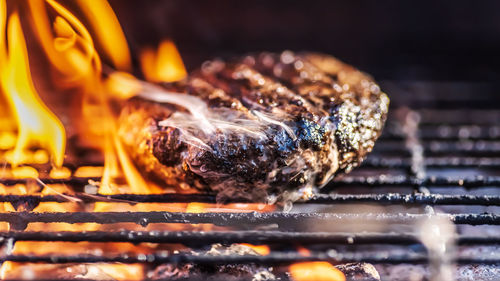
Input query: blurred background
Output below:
<box><xmin>109</xmin><ymin>0</ymin><xmax>500</xmax><ymax>82</ymax></box>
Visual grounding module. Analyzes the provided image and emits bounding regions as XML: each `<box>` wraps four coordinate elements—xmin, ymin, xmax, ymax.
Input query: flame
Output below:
<box><xmin>140</xmin><ymin>39</ymin><xmax>187</xmax><ymax>82</ymax></box>
<box><xmin>75</xmin><ymin>0</ymin><xmax>131</xmax><ymax>72</ymax></box>
<box><xmin>28</xmin><ymin>0</ymin><xmax>101</xmax><ymax>90</ymax></box>
<box><xmin>240</xmin><ymin>244</ymin><xmax>270</xmax><ymax>256</ymax></box>
<box><xmin>0</xmin><ymin>9</ymin><xmax>66</xmax><ymax>167</ymax></box>
<box><xmin>0</xmin><ymin>1</ymin><xmax>281</xmax><ymax>280</ymax></box>
<box><xmin>27</xmin><ymin>0</ymin><xmax>160</xmax><ymax>197</ymax></box>
<box><xmin>289</xmin><ymin>262</ymin><xmax>346</xmax><ymax>281</ymax></box>
<box><xmin>297</xmin><ymin>246</ymin><xmax>311</xmax><ymax>257</ymax></box>
<box><xmin>0</xmin><ymin>1</ymin><xmax>150</xmax><ymax>279</ymax></box>
<box><xmin>105</xmin><ymin>71</ymin><xmax>142</xmax><ymax>99</ymax></box>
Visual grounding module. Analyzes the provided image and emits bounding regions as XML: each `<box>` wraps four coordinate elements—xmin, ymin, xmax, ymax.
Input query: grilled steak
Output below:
<box><xmin>118</xmin><ymin>51</ymin><xmax>389</xmax><ymax>201</ymax></box>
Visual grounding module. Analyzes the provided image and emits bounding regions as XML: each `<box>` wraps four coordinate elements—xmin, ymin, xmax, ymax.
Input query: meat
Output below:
<box><xmin>118</xmin><ymin>51</ymin><xmax>389</xmax><ymax>201</ymax></box>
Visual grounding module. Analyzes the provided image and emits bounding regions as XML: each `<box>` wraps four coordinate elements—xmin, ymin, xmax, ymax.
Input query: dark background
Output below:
<box><xmin>109</xmin><ymin>0</ymin><xmax>500</xmax><ymax>81</ymax></box>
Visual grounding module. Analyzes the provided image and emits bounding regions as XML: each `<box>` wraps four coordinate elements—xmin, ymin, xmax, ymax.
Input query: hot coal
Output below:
<box><xmin>149</xmin><ymin>244</ymin><xmax>277</xmax><ymax>281</ymax></box>
<box><xmin>119</xmin><ymin>51</ymin><xmax>389</xmax><ymax>201</ymax></box>
<box><xmin>149</xmin><ymin>244</ymin><xmax>381</xmax><ymax>281</ymax></box>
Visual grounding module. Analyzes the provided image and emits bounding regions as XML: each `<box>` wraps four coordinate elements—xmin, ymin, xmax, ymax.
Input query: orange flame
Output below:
<box><xmin>297</xmin><ymin>245</ymin><xmax>311</xmax><ymax>257</ymax></box>
<box><xmin>28</xmin><ymin>0</ymin><xmax>101</xmax><ymax>91</ymax></box>
<box><xmin>0</xmin><ymin>7</ymin><xmax>65</xmax><ymax>167</ymax></box>
<box><xmin>27</xmin><ymin>0</ymin><xmax>161</xmax><ymax>197</ymax></box>
<box><xmin>140</xmin><ymin>39</ymin><xmax>187</xmax><ymax>82</ymax></box>
<box><xmin>0</xmin><ymin>1</ymin><xmax>151</xmax><ymax>279</ymax></box>
<box><xmin>289</xmin><ymin>262</ymin><xmax>346</xmax><ymax>281</ymax></box>
<box><xmin>0</xmin><ymin>1</ymin><xmax>282</xmax><ymax>280</ymax></box>
<box><xmin>75</xmin><ymin>0</ymin><xmax>131</xmax><ymax>72</ymax></box>
<box><xmin>240</xmin><ymin>244</ymin><xmax>271</xmax><ymax>256</ymax></box>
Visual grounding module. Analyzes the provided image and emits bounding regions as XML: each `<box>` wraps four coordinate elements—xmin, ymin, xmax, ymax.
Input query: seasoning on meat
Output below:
<box><xmin>118</xmin><ymin>51</ymin><xmax>389</xmax><ymax>201</ymax></box>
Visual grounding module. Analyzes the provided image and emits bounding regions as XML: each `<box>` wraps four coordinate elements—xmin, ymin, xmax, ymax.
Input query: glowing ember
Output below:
<box><xmin>239</xmin><ymin>244</ymin><xmax>271</xmax><ymax>256</ymax></box>
<box><xmin>297</xmin><ymin>246</ymin><xmax>312</xmax><ymax>257</ymax></box>
<box><xmin>289</xmin><ymin>262</ymin><xmax>346</xmax><ymax>281</ymax></box>
<box><xmin>11</xmin><ymin>166</ymin><xmax>39</xmax><ymax>179</ymax></box>
<box><xmin>49</xmin><ymin>166</ymin><xmax>72</xmax><ymax>179</ymax></box>
<box><xmin>74</xmin><ymin>166</ymin><xmax>104</xmax><ymax>178</ymax></box>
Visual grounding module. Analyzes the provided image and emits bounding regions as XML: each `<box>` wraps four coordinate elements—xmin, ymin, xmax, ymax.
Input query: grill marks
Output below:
<box><xmin>118</xmin><ymin>51</ymin><xmax>389</xmax><ymax>200</ymax></box>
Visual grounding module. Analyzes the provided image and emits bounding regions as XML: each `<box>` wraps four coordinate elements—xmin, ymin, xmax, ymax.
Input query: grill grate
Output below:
<box><xmin>0</xmin><ymin>212</ymin><xmax>498</xmax><ymax>229</ymax></box>
<box><xmin>0</xmin><ymin>192</ymin><xmax>498</xmax><ymax>205</ymax></box>
<box><xmin>1</xmin><ymin>230</ymin><xmax>498</xmax><ymax>245</ymax></box>
<box><xmin>2</xmin><ymin>252</ymin><xmax>499</xmax><ymax>265</ymax></box>
<box><xmin>0</xmin><ymin>81</ymin><xmax>499</xmax><ymax>279</ymax></box>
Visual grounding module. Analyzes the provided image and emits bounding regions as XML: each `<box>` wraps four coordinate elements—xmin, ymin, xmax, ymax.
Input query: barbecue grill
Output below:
<box><xmin>0</xmin><ymin>80</ymin><xmax>498</xmax><ymax>280</ymax></box>
<box><xmin>0</xmin><ymin>0</ymin><xmax>499</xmax><ymax>280</ymax></box>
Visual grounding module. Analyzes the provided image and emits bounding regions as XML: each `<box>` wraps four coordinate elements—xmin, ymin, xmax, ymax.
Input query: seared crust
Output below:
<box><xmin>118</xmin><ymin>51</ymin><xmax>389</xmax><ymax>201</ymax></box>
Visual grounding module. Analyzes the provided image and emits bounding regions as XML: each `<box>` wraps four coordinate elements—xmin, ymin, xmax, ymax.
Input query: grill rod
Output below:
<box><xmin>0</xmin><ymin>193</ymin><xmax>498</xmax><ymax>205</ymax></box>
<box><xmin>0</xmin><ymin>212</ymin><xmax>498</xmax><ymax>230</ymax></box>
<box><xmin>1</xmin><ymin>252</ymin><xmax>498</xmax><ymax>265</ymax></box>
<box><xmin>0</xmin><ymin>175</ymin><xmax>498</xmax><ymax>187</ymax></box>
<box><xmin>0</xmin><ymin>230</ymin><xmax>497</xmax><ymax>245</ymax></box>
<box><xmin>363</xmin><ymin>157</ymin><xmax>500</xmax><ymax>168</ymax></box>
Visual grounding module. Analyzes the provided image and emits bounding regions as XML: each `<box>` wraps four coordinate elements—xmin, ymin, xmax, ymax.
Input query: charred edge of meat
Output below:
<box><xmin>118</xmin><ymin>51</ymin><xmax>389</xmax><ymax>201</ymax></box>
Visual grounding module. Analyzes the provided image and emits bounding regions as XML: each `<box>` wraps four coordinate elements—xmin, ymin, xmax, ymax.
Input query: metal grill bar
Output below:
<box><xmin>381</xmin><ymin>125</ymin><xmax>500</xmax><ymax>140</ymax></box>
<box><xmin>0</xmin><ymin>231</ymin><xmax>497</xmax><ymax>245</ymax></box>
<box><xmin>417</xmin><ymin>109</ymin><xmax>500</xmax><ymax>125</ymax></box>
<box><xmin>305</xmin><ymin>194</ymin><xmax>500</xmax><ymax>205</ymax></box>
<box><xmin>4</xmin><ymin>175</ymin><xmax>496</xmax><ymax>188</ymax></box>
<box><xmin>0</xmin><ymin>212</ymin><xmax>497</xmax><ymax>229</ymax></box>
<box><xmin>1</xmin><ymin>252</ymin><xmax>497</xmax><ymax>265</ymax></box>
<box><xmin>363</xmin><ymin>157</ymin><xmax>500</xmax><ymax>168</ymax></box>
<box><xmin>324</xmin><ymin>175</ymin><xmax>500</xmax><ymax>188</ymax></box>
<box><xmin>372</xmin><ymin>142</ymin><xmax>500</xmax><ymax>156</ymax></box>
<box><xmin>0</xmin><ymin>193</ymin><xmax>497</xmax><ymax>205</ymax></box>
<box><xmin>0</xmin><ymin>177</ymin><xmax>99</xmax><ymax>186</ymax></box>
<box><xmin>0</xmin><ymin>83</ymin><xmax>496</xmax><ymax>276</ymax></box>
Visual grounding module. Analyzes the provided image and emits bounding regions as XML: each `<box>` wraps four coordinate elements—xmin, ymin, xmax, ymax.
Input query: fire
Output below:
<box><xmin>289</xmin><ymin>262</ymin><xmax>346</xmax><ymax>281</ymax></box>
<box><xmin>28</xmin><ymin>0</ymin><xmax>101</xmax><ymax>91</ymax></box>
<box><xmin>75</xmin><ymin>0</ymin><xmax>132</xmax><ymax>72</ymax></box>
<box><xmin>0</xmin><ymin>0</ymin><xmax>152</xmax><ymax>279</ymax></box>
<box><xmin>240</xmin><ymin>244</ymin><xmax>271</xmax><ymax>256</ymax></box>
<box><xmin>0</xmin><ymin>8</ymin><xmax>66</xmax><ymax>167</ymax></box>
<box><xmin>0</xmin><ymin>0</ymin><xmax>283</xmax><ymax>280</ymax></box>
<box><xmin>297</xmin><ymin>245</ymin><xmax>312</xmax><ymax>257</ymax></box>
<box><xmin>140</xmin><ymin>39</ymin><xmax>188</xmax><ymax>82</ymax></box>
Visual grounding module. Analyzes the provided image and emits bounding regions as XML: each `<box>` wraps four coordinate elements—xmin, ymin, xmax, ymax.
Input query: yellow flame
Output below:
<box><xmin>0</xmin><ymin>2</ymin><xmax>179</xmax><ymax>279</ymax></box>
<box><xmin>26</xmin><ymin>0</ymin><xmax>157</xmax><ymax>196</ymax></box>
<box><xmin>0</xmin><ymin>10</ymin><xmax>66</xmax><ymax>167</ymax></box>
<box><xmin>28</xmin><ymin>0</ymin><xmax>101</xmax><ymax>89</ymax></box>
<box><xmin>240</xmin><ymin>244</ymin><xmax>271</xmax><ymax>256</ymax></box>
<box><xmin>75</xmin><ymin>0</ymin><xmax>131</xmax><ymax>72</ymax></box>
<box><xmin>104</xmin><ymin>71</ymin><xmax>142</xmax><ymax>99</ymax></box>
<box><xmin>140</xmin><ymin>39</ymin><xmax>187</xmax><ymax>82</ymax></box>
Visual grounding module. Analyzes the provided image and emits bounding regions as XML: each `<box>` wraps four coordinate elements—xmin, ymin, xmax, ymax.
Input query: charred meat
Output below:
<box><xmin>119</xmin><ymin>51</ymin><xmax>389</xmax><ymax>201</ymax></box>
